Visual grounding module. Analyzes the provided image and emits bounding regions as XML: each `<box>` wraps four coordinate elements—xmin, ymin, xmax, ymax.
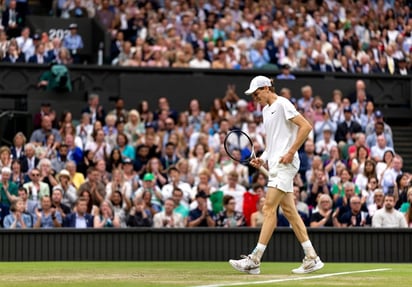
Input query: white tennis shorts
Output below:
<box><xmin>267</xmin><ymin>158</ymin><xmax>299</xmax><ymax>193</ymax></box>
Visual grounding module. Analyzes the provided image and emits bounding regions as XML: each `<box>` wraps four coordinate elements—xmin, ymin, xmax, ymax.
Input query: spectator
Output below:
<box><xmin>370</xmin><ymin>134</ymin><xmax>394</xmax><ymax>163</ymax></box>
<box><xmin>187</xmin><ymin>191</ymin><xmax>216</xmax><ymax>227</ymax></box>
<box><xmin>77</xmin><ymin>167</ymin><xmax>106</xmax><ymax>206</ymax></box>
<box><xmin>394</xmin><ymin>173</ymin><xmax>410</xmax><ymax>210</ymax></box>
<box><xmin>28</xmin><ymin>42</ymin><xmax>52</xmax><ymax>64</ymax></box>
<box><xmin>38</xmin><ymin>158</ymin><xmax>58</xmax><ymax>192</ymax></box>
<box><xmin>2</xmin><ymin>39</ymin><xmax>25</xmax><ymax>62</ymax></box>
<box><xmin>367</xmin><ymin>121</ymin><xmax>394</xmax><ymax>150</ymax></box>
<box><xmin>134</xmin><ymin>172</ymin><xmax>163</xmax><ymax>212</ymax></box>
<box><xmin>29</xmin><ymin>115</ymin><xmax>62</xmax><ymax>146</ymax></box>
<box><xmin>250</xmin><ymin>196</ymin><xmax>265</xmax><ymax>228</ymax></box>
<box><xmin>50</xmin><ymin>186</ymin><xmax>71</xmax><ymax>221</ymax></box>
<box><xmin>84</xmin><ymin>129</ymin><xmax>111</xmax><ymax>162</ymax></box>
<box><xmin>399</xmin><ymin>187</ymin><xmax>412</xmax><ymax>214</ymax></box>
<box><xmin>0</xmin><ymin>166</ymin><xmax>18</xmax><ymax>214</ymax></box>
<box><xmin>220</xmin><ymin>171</ymin><xmax>247</xmax><ymax>214</ymax></box>
<box><xmin>365</xmin><ymin>110</ymin><xmax>393</xmax><ymax>139</ymax></box>
<box><xmin>126</xmin><ymin>196</ymin><xmax>153</xmax><ymax>227</ymax></box>
<box><xmin>20</xmin><ymin>143</ymin><xmax>39</xmax><ymax>174</ymax></box>
<box><xmin>63</xmin><ymin>197</ymin><xmax>94</xmax><ymax>228</ymax></box>
<box><xmin>105</xmin><ymin>168</ymin><xmax>132</xmax><ymax>205</ymax></box>
<box><xmin>315</xmin><ymin>126</ymin><xmax>338</xmax><ymax>158</ymax></box>
<box><xmin>354</xmin><ymin>159</ymin><xmax>377</xmax><ymax>194</ymax></box>
<box><xmin>51</xmin><ymin>144</ymin><xmax>70</xmax><ymax>174</ymax></box>
<box><xmin>306</xmin><ymin>167</ymin><xmax>330</xmax><ymax>209</ymax></box>
<box><xmin>94</xmin><ymin>199</ymin><xmax>120</xmax><ymax>228</ymax></box>
<box><xmin>22</xmin><ymin>168</ymin><xmax>50</xmax><ymax>202</ymax></box>
<box><xmin>189</xmin><ymin>48</ymin><xmax>211</xmax><ymax>68</ymax></box>
<box><xmin>297</xmin><ymin>85</ymin><xmax>314</xmax><ymax>114</ymax></box>
<box><xmin>371</xmin><ymin>194</ymin><xmax>407</xmax><ymax>228</ymax></box>
<box><xmin>55</xmin><ymin>169</ymin><xmax>77</xmax><ymax>208</ymax></box>
<box><xmin>153</xmin><ymin>197</ymin><xmax>185</xmax><ymax>228</ymax></box>
<box><xmin>95</xmin><ymin>0</ymin><xmax>115</xmax><ymax>32</ymax></box>
<box><xmin>215</xmin><ymin>195</ymin><xmax>246</xmax><ymax>227</ymax></box>
<box><xmin>313</xmin><ymin>109</ymin><xmax>337</xmax><ymax>143</ymax></box>
<box><xmin>338</xmin><ymin>196</ymin><xmax>371</xmax><ymax>227</ymax></box>
<box><xmin>33</xmin><ymin>195</ymin><xmax>63</xmax><ymax>228</ymax></box>
<box><xmin>69</xmin><ymin>0</ymin><xmax>89</xmax><ymax>18</ymax></box>
<box><xmin>310</xmin><ymin>194</ymin><xmax>339</xmax><ymax>227</ymax></box>
<box><xmin>0</xmin><ymin>146</ymin><xmax>12</xmax><ymax>171</ymax></box>
<box><xmin>367</xmin><ymin>188</ymin><xmax>385</xmax><ymax>219</ymax></box>
<box><xmin>10</xmin><ymin>132</ymin><xmax>26</xmax><ymax>161</ymax></box>
<box><xmin>276</xmin><ymin>64</ymin><xmax>296</xmax><ymax>80</ymax></box>
<box><xmin>10</xmin><ymin>159</ymin><xmax>25</xmax><ymax>187</ymax></box>
<box><xmin>161</xmin><ymin>166</ymin><xmax>192</xmax><ymax>206</ymax></box>
<box><xmin>395</xmin><ymin>57</ymin><xmax>411</xmax><ymax>75</ymax></box>
<box><xmin>350</xmin><ymin>145</ymin><xmax>371</xmax><ymax>179</ymax></box>
<box><xmin>63</xmin><ymin>23</ymin><xmax>84</xmax><ymax>63</ymax></box>
<box><xmin>81</xmin><ymin>93</ymin><xmax>106</xmax><ymax>125</ymax></box>
<box><xmin>2</xmin><ymin>0</ymin><xmax>23</xmax><ymax>38</ymax></box>
<box><xmin>334</xmin><ymin>106</ymin><xmax>362</xmax><ymax>145</ymax></box>
<box><xmin>331</xmin><ymin>170</ymin><xmax>360</xmax><ymax>204</ymax></box>
<box><xmin>3</xmin><ymin>197</ymin><xmax>32</xmax><ymax>229</ymax></box>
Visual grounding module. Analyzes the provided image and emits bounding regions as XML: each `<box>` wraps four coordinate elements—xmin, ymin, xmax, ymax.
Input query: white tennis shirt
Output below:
<box><xmin>260</xmin><ymin>96</ymin><xmax>300</xmax><ymax>169</ymax></box>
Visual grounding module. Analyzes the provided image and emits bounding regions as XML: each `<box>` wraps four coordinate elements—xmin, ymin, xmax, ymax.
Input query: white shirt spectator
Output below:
<box><xmin>372</xmin><ymin>207</ymin><xmax>407</xmax><ymax>227</ymax></box>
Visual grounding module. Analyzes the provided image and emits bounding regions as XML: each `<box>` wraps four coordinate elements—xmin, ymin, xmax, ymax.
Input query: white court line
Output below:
<box><xmin>193</xmin><ymin>268</ymin><xmax>392</xmax><ymax>287</ymax></box>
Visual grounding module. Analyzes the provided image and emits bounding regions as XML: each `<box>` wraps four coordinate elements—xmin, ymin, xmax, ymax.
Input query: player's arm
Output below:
<box><xmin>288</xmin><ymin>114</ymin><xmax>312</xmax><ymax>155</ymax></box>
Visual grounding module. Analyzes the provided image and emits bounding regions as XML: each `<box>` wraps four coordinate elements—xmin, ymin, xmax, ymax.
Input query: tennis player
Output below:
<box><xmin>229</xmin><ymin>76</ymin><xmax>324</xmax><ymax>274</ymax></box>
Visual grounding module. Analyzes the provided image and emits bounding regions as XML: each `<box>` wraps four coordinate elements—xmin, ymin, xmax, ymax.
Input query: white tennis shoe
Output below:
<box><xmin>229</xmin><ymin>255</ymin><xmax>261</xmax><ymax>275</ymax></box>
<box><xmin>292</xmin><ymin>256</ymin><xmax>324</xmax><ymax>274</ymax></box>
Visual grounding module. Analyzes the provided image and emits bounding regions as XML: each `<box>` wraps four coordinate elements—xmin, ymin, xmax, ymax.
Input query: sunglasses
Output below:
<box><xmin>31</xmin><ymin>173</ymin><xmax>40</xmax><ymax>177</ymax></box>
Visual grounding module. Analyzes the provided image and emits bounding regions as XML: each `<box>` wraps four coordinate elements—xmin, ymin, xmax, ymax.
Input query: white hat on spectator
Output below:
<box><xmin>245</xmin><ymin>76</ymin><xmax>272</xmax><ymax>95</ymax></box>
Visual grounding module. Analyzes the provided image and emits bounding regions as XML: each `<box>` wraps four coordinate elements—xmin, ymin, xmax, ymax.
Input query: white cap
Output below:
<box><xmin>244</xmin><ymin>76</ymin><xmax>272</xmax><ymax>95</ymax></box>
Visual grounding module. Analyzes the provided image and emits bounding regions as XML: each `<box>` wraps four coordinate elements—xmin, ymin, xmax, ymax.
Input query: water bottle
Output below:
<box><xmin>97</xmin><ymin>42</ymin><xmax>104</xmax><ymax>65</ymax></box>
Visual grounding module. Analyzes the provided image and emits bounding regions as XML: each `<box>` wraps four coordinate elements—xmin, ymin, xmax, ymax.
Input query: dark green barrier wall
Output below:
<box><xmin>0</xmin><ymin>228</ymin><xmax>411</xmax><ymax>262</ymax></box>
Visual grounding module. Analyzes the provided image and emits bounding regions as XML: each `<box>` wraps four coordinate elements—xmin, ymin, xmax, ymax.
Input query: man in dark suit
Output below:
<box><xmin>63</xmin><ymin>197</ymin><xmax>94</xmax><ymax>228</ymax></box>
<box><xmin>81</xmin><ymin>93</ymin><xmax>106</xmax><ymax>124</ymax></box>
<box><xmin>395</xmin><ymin>58</ymin><xmax>411</xmax><ymax>75</ymax></box>
<box><xmin>1</xmin><ymin>0</ymin><xmax>24</xmax><ymax>38</ymax></box>
<box><xmin>372</xmin><ymin>57</ymin><xmax>390</xmax><ymax>74</ymax></box>
<box><xmin>311</xmin><ymin>54</ymin><xmax>333</xmax><ymax>72</ymax></box>
<box><xmin>28</xmin><ymin>42</ymin><xmax>52</xmax><ymax>64</ymax></box>
<box><xmin>20</xmin><ymin>143</ymin><xmax>40</xmax><ymax>174</ymax></box>
<box><xmin>335</xmin><ymin>106</ymin><xmax>362</xmax><ymax>145</ymax></box>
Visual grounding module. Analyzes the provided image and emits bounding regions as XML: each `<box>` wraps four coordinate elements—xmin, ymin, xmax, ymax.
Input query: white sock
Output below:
<box><xmin>301</xmin><ymin>240</ymin><xmax>316</xmax><ymax>257</ymax></box>
<box><xmin>251</xmin><ymin>243</ymin><xmax>266</xmax><ymax>262</ymax></box>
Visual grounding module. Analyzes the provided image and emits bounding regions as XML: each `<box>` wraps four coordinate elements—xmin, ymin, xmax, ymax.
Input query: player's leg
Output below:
<box><xmin>229</xmin><ymin>187</ymin><xmax>284</xmax><ymax>274</ymax></box>
<box><xmin>280</xmin><ymin>193</ymin><xmax>324</xmax><ymax>274</ymax></box>
<box><xmin>256</xmin><ymin>186</ymin><xmax>284</xmax><ymax>247</ymax></box>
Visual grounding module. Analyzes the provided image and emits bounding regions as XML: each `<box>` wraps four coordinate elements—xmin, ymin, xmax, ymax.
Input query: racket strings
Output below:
<box><xmin>224</xmin><ymin>131</ymin><xmax>254</xmax><ymax>163</ymax></box>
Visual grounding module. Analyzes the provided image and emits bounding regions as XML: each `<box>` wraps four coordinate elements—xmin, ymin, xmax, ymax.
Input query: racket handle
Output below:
<box><xmin>259</xmin><ymin>166</ymin><xmax>270</xmax><ymax>177</ymax></box>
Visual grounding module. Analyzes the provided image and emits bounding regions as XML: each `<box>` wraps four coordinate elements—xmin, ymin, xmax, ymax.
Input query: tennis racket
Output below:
<box><xmin>223</xmin><ymin>129</ymin><xmax>269</xmax><ymax>177</ymax></box>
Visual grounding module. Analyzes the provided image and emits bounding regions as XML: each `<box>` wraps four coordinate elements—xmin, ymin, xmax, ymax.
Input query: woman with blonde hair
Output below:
<box><xmin>0</xmin><ymin>146</ymin><xmax>12</xmax><ymax>170</ymax></box>
<box><xmin>105</xmin><ymin>168</ymin><xmax>132</xmax><ymax>209</ymax></box>
<box><xmin>310</xmin><ymin>194</ymin><xmax>339</xmax><ymax>227</ymax></box>
<box><xmin>94</xmin><ymin>200</ymin><xmax>121</xmax><ymax>228</ymax></box>
<box><xmin>145</xmin><ymin>157</ymin><xmax>168</xmax><ymax>187</ymax></box>
<box><xmin>176</xmin><ymin>158</ymin><xmax>195</xmax><ymax>187</ymax></box>
<box><xmin>11</xmin><ymin>132</ymin><xmax>27</xmax><ymax>160</ymax></box>
<box><xmin>124</xmin><ymin>109</ymin><xmax>144</xmax><ymax>145</ymax></box>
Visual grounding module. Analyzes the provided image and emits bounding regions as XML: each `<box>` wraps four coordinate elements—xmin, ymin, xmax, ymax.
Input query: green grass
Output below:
<box><xmin>0</xmin><ymin>262</ymin><xmax>409</xmax><ymax>287</ymax></box>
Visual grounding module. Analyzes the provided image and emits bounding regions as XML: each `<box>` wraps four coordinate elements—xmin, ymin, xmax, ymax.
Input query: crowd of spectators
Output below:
<box><xmin>0</xmin><ymin>78</ymin><xmax>410</xmax><ymax>229</ymax></box>
<box><xmin>1</xmin><ymin>0</ymin><xmax>412</xmax><ymax>74</ymax></box>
